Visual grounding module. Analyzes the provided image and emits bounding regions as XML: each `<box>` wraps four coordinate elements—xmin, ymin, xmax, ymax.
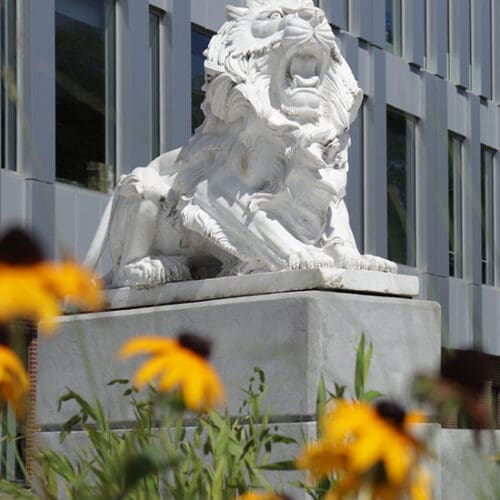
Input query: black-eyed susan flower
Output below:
<box><xmin>236</xmin><ymin>493</ymin><xmax>291</xmax><ymax>500</ymax></box>
<box><xmin>298</xmin><ymin>400</ymin><xmax>430</xmax><ymax>500</ymax></box>
<box><xmin>0</xmin><ymin>228</ymin><xmax>103</xmax><ymax>334</ymax></box>
<box><xmin>119</xmin><ymin>332</ymin><xmax>225</xmax><ymax>412</ymax></box>
<box><xmin>0</xmin><ymin>344</ymin><xmax>29</xmax><ymax>419</ymax></box>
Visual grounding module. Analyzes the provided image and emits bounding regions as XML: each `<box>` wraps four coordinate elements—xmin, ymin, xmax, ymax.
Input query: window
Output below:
<box><xmin>55</xmin><ymin>0</ymin><xmax>116</xmax><ymax>193</ymax></box>
<box><xmin>150</xmin><ymin>9</ymin><xmax>161</xmax><ymax>160</ymax></box>
<box><xmin>385</xmin><ymin>0</ymin><xmax>402</xmax><ymax>55</ymax></box>
<box><xmin>448</xmin><ymin>133</ymin><xmax>463</xmax><ymax>278</ymax></box>
<box><xmin>481</xmin><ymin>146</ymin><xmax>495</xmax><ymax>285</ymax></box>
<box><xmin>191</xmin><ymin>25</ymin><xmax>212</xmax><ymax>133</ymax></box>
<box><xmin>387</xmin><ymin>108</ymin><xmax>416</xmax><ymax>266</ymax></box>
<box><xmin>1</xmin><ymin>0</ymin><xmax>16</xmax><ymax>171</ymax></box>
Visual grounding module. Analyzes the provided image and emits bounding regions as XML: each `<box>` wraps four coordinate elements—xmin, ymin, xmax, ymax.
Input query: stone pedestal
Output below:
<box><xmin>36</xmin><ymin>271</ymin><xmax>445</xmax><ymax>497</ymax></box>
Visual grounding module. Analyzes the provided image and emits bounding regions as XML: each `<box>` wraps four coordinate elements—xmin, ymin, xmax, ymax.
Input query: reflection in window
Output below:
<box><xmin>150</xmin><ymin>9</ymin><xmax>161</xmax><ymax>160</ymax></box>
<box><xmin>55</xmin><ymin>0</ymin><xmax>115</xmax><ymax>193</ymax></box>
<box><xmin>385</xmin><ymin>0</ymin><xmax>402</xmax><ymax>55</ymax></box>
<box><xmin>448</xmin><ymin>133</ymin><xmax>463</xmax><ymax>278</ymax></box>
<box><xmin>191</xmin><ymin>25</ymin><xmax>212</xmax><ymax>133</ymax></box>
<box><xmin>481</xmin><ymin>146</ymin><xmax>495</xmax><ymax>285</ymax></box>
<box><xmin>387</xmin><ymin>108</ymin><xmax>416</xmax><ymax>266</ymax></box>
<box><xmin>1</xmin><ymin>0</ymin><xmax>16</xmax><ymax>171</ymax></box>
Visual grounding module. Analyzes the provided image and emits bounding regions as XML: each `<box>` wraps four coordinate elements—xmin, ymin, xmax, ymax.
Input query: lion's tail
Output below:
<box><xmin>83</xmin><ymin>190</ymin><xmax>116</xmax><ymax>270</ymax></box>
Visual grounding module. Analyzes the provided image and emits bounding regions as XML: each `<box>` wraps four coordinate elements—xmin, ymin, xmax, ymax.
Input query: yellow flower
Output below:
<box><xmin>298</xmin><ymin>400</ymin><xmax>430</xmax><ymax>500</ymax></box>
<box><xmin>237</xmin><ymin>493</ymin><xmax>289</xmax><ymax>500</ymax></box>
<box><xmin>0</xmin><ymin>344</ymin><xmax>29</xmax><ymax>419</ymax></box>
<box><xmin>0</xmin><ymin>228</ymin><xmax>103</xmax><ymax>334</ymax></box>
<box><xmin>119</xmin><ymin>332</ymin><xmax>225</xmax><ymax>412</ymax></box>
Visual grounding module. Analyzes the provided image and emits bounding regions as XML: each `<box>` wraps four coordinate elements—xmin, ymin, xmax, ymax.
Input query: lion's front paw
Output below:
<box><xmin>360</xmin><ymin>254</ymin><xmax>398</xmax><ymax>273</ymax></box>
<box><xmin>115</xmin><ymin>256</ymin><xmax>191</xmax><ymax>288</ymax></box>
<box><xmin>287</xmin><ymin>246</ymin><xmax>335</xmax><ymax>270</ymax></box>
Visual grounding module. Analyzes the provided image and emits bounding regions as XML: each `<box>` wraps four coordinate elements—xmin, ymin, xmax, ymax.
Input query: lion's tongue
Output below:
<box><xmin>289</xmin><ymin>54</ymin><xmax>320</xmax><ymax>88</ymax></box>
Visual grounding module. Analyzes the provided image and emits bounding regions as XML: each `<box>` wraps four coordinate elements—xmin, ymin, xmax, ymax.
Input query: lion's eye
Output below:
<box><xmin>268</xmin><ymin>11</ymin><xmax>283</xmax><ymax>20</ymax></box>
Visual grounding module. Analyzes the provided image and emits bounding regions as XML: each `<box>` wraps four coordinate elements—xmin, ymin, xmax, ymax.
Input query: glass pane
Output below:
<box><xmin>150</xmin><ymin>10</ymin><xmax>160</xmax><ymax>160</ymax></box>
<box><xmin>55</xmin><ymin>0</ymin><xmax>115</xmax><ymax>193</ymax></box>
<box><xmin>386</xmin><ymin>0</ymin><xmax>402</xmax><ymax>55</ymax></box>
<box><xmin>191</xmin><ymin>26</ymin><xmax>211</xmax><ymax>133</ymax></box>
<box><xmin>448</xmin><ymin>134</ymin><xmax>463</xmax><ymax>278</ymax></box>
<box><xmin>387</xmin><ymin>108</ymin><xmax>416</xmax><ymax>266</ymax></box>
<box><xmin>1</xmin><ymin>0</ymin><xmax>16</xmax><ymax>171</ymax></box>
<box><xmin>481</xmin><ymin>147</ymin><xmax>495</xmax><ymax>285</ymax></box>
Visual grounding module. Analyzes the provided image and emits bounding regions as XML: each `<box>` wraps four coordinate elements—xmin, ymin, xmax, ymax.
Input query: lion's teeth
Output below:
<box><xmin>292</xmin><ymin>75</ymin><xmax>320</xmax><ymax>88</ymax></box>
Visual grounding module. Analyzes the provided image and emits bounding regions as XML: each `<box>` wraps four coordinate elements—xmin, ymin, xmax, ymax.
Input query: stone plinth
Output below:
<box><xmin>38</xmin><ymin>285</ymin><xmax>438</xmax><ymax>428</ymax></box>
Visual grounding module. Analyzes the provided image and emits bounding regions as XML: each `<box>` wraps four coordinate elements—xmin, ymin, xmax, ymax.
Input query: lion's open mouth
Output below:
<box><xmin>282</xmin><ymin>46</ymin><xmax>328</xmax><ymax>95</ymax></box>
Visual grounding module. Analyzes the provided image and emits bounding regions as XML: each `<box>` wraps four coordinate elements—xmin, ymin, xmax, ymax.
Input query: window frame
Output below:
<box><xmin>481</xmin><ymin>145</ymin><xmax>496</xmax><ymax>286</ymax></box>
<box><xmin>386</xmin><ymin>106</ymin><xmax>417</xmax><ymax>268</ymax></box>
<box><xmin>448</xmin><ymin>132</ymin><xmax>464</xmax><ymax>279</ymax></box>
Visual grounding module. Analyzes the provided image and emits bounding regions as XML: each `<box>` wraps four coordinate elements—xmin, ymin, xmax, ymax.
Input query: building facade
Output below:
<box><xmin>0</xmin><ymin>0</ymin><xmax>499</xmax><ymax>355</ymax></box>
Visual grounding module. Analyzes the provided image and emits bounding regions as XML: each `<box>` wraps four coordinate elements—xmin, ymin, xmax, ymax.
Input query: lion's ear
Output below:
<box><xmin>226</xmin><ymin>5</ymin><xmax>248</xmax><ymax>21</ymax></box>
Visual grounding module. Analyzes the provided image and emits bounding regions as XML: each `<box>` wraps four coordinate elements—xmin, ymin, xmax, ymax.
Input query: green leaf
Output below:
<box><xmin>259</xmin><ymin>460</ymin><xmax>297</xmax><ymax>471</ymax></box>
<box><xmin>363</xmin><ymin>390</ymin><xmax>384</xmax><ymax>403</ymax></box>
<box><xmin>354</xmin><ymin>333</ymin><xmax>366</xmax><ymax>399</ymax></box>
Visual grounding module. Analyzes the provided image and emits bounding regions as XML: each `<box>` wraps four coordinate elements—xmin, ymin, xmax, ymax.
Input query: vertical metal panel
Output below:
<box><xmin>481</xmin><ymin>287</ymin><xmax>500</xmax><ymax>355</ymax></box>
<box><xmin>54</xmin><ymin>184</ymin><xmax>76</xmax><ymax>260</ymax></box>
<box><xmin>0</xmin><ymin>172</ymin><xmax>24</xmax><ymax>230</ymax></box>
<box><xmin>462</xmin><ymin>94</ymin><xmax>482</xmax><ymax>284</ymax></box>
<box><xmin>325</xmin><ymin>0</ymin><xmax>348</xmax><ymax>30</ymax></box>
<box><xmin>418</xmin><ymin>73</ymin><xmax>448</xmax><ymax>277</ymax></box>
<box><xmin>371</xmin><ymin>0</ymin><xmax>385</xmax><ymax>48</ymax></box>
<box><xmin>420</xmin><ymin>273</ymin><xmax>449</xmax><ymax>344</ymax></box>
<box><xmin>494</xmin><ymin>145</ymin><xmax>500</xmax><ymax>287</ymax></box>
<box><xmin>349</xmin><ymin>0</ymin><xmax>373</xmax><ymax>43</ymax></box>
<box><xmin>342</xmin><ymin>34</ymin><xmax>363</xmax><ymax>250</ymax></box>
<box><xmin>26</xmin><ymin>180</ymin><xmax>55</xmax><ymax>258</ymax></box>
<box><xmin>493</xmin><ymin>0</ymin><xmax>500</xmax><ymax>103</ymax></box>
<box><xmin>17</xmin><ymin>0</ymin><xmax>55</xmax><ymax>183</ymax></box>
<box><xmin>426</xmin><ymin>0</ymin><xmax>447</xmax><ymax>77</ymax></box>
<box><xmin>447</xmin><ymin>279</ymin><xmax>474</xmax><ymax>347</ymax></box>
<box><xmin>206</xmin><ymin>0</ymin><xmax>226</xmax><ymax>32</ymax></box>
<box><xmin>364</xmin><ymin>47</ymin><xmax>387</xmax><ymax>258</ymax></box>
<box><xmin>190</xmin><ymin>0</ymin><xmax>206</xmax><ymax>27</ymax></box>
<box><xmin>116</xmin><ymin>0</ymin><xmax>150</xmax><ymax>176</ymax></box>
<box><xmin>449</xmin><ymin>0</ymin><xmax>470</xmax><ymax>88</ymax></box>
<box><xmin>403</xmin><ymin>0</ymin><xmax>425</xmax><ymax>67</ymax></box>
<box><xmin>471</xmin><ymin>0</ymin><xmax>492</xmax><ymax>98</ymax></box>
<box><xmin>164</xmin><ymin>0</ymin><xmax>191</xmax><ymax>150</ymax></box>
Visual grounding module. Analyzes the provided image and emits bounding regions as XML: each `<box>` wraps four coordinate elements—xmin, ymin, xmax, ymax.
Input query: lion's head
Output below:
<box><xmin>202</xmin><ymin>0</ymin><xmax>362</xmax><ymax>134</ymax></box>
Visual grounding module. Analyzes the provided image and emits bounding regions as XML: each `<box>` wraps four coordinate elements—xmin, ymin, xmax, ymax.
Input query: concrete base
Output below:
<box><xmin>36</xmin><ymin>286</ymin><xmax>470</xmax><ymax>497</ymax></box>
<box><xmin>37</xmin><ymin>290</ymin><xmax>440</xmax><ymax>427</ymax></box>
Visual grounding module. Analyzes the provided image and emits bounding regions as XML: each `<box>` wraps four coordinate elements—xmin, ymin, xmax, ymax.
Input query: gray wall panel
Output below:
<box><xmin>471</xmin><ymin>0</ymin><xmax>492</xmax><ymax>99</ymax></box>
<box><xmin>364</xmin><ymin>47</ymin><xmax>387</xmax><ymax>258</ymax></box>
<box><xmin>426</xmin><ymin>0</ymin><xmax>448</xmax><ymax>77</ymax></box>
<box><xmin>463</xmin><ymin>95</ymin><xmax>482</xmax><ymax>285</ymax></box>
<box><xmin>165</xmin><ymin>0</ymin><xmax>191</xmax><ymax>150</ymax></box>
<box><xmin>480</xmin><ymin>287</ymin><xmax>500</xmax><ymax>355</ymax></box>
<box><xmin>447</xmin><ymin>279</ymin><xmax>474</xmax><ymax>348</ymax></box>
<box><xmin>323</xmin><ymin>0</ymin><xmax>348</xmax><ymax>30</ymax></box>
<box><xmin>54</xmin><ymin>185</ymin><xmax>76</xmax><ymax>260</ymax></box>
<box><xmin>190</xmin><ymin>0</ymin><xmax>206</xmax><ymax>26</ymax></box>
<box><xmin>449</xmin><ymin>0</ymin><xmax>470</xmax><ymax>88</ymax></box>
<box><xmin>349</xmin><ymin>0</ymin><xmax>372</xmax><ymax>43</ymax></box>
<box><xmin>116</xmin><ymin>0</ymin><xmax>151</xmax><ymax>176</ymax></box>
<box><xmin>421</xmin><ymin>273</ymin><xmax>449</xmax><ymax>343</ymax></box>
<box><xmin>371</xmin><ymin>0</ymin><xmax>385</xmax><ymax>49</ymax></box>
<box><xmin>479</xmin><ymin>101</ymin><xmax>498</xmax><ymax>150</ymax></box>
<box><xmin>494</xmin><ymin>151</ymin><xmax>500</xmax><ymax>287</ymax></box>
<box><xmin>418</xmin><ymin>74</ymin><xmax>448</xmax><ymax>276</ymax></box>
<box><xmin>17</xmin><ymin>0</ymin><xmax>55</xmax><ymax>183</ymax></box>
<box><xmin>493</xmin><ymin>0</ymin><xmax>500</xmax><ymax>102</ymax></box>
<box><xmin>447</xmin><ymin>83</ymin><xmax>468</xmax><ymax>137</ymax></box>
<box><xmin>385</xmin><ymin>54</ymin><xmax>421</xmax><ymax>118</ymax></box>
<box><xmin>26</xmin><ymin>180</ymin><xmax>55</xmax><ymax>258</ymax></box>
<box><xmin>0</xmin><ymin>172</ymin><xmax>24</xmax><ymax>230</ymax></box>
<box><xmin>403</xmin><ymin>0</ymin><xmax>425</xmax><ymax>67</ymax></box>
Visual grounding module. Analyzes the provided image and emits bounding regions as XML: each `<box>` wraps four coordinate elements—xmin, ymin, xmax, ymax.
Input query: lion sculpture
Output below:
<box><xmin>85</xmin><ymin>0</ymin><xmax>396</xmax><ymax>288</ymax></box>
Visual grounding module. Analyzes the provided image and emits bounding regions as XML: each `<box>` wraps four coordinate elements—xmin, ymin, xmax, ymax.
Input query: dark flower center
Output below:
<box><xmin>178</xmin><ymin>332</ymin><xmax>212</xmax><ymax>359</ymax></box>
<box><xmin>0</xmin><ymin>228</ymin><xmax>44</xmax><ymax>265</ymax></box>
<box><xmin>375</xmin><ymin>400</ymin><xmax>406</xmax><ymax>428</ymax></box>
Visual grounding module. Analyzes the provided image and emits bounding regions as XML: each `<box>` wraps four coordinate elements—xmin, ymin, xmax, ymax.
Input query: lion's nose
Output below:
<box><xmin>297</xmin><ymin>8</ymin><xmax>325</xmax><ymax>27</ymax></box>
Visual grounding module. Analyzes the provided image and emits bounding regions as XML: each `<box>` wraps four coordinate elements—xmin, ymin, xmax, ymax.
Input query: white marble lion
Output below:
<box><xmin>84</xmin><ymin>0</ymin><xmax>396</xmax><ymax>288</ymax></box>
